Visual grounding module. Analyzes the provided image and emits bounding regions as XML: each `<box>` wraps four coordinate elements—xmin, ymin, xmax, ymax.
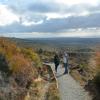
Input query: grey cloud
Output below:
<box><xmin>88</xmin><ymin>4</ymin><xmax>100</xmax><ymax>12</ymax></box>
<box><xmin>5</xmin><ymin>1</ymin><xmax>60</xmax><ymax>14</ymax></box>
<box><xmin>9</xmin><ymin>1</ymin><xmax>100</xmax><ymax>14</ymax></box>
<box><xmin>28</xmin><ymin>2</ymin><xmax>60</xmax><ymax>13</ymax></box>
<box><xmin>35</xmin><ymin>13</ymin><xmax>100</xmax><ymax>32</ymax></box>
<box><xmin>3</xmin><ymin>0</ymin><xmax>100</xmax><ymax>19</ymax></box>
<box><xmin>63</xmin><ymin>4</ymin><xmax>100</xmax><ymax>14</ymax></box>
<box><xmin>0</xmin><ymin>13</ymin><xmax>100</xmax><ymax>33</ymax></box>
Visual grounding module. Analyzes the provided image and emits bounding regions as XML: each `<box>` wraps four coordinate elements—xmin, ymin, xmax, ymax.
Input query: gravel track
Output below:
<box><xmin>50</xmin><ymin>64</ymin><xmax>92</xmax><ymax>100</ymax></box>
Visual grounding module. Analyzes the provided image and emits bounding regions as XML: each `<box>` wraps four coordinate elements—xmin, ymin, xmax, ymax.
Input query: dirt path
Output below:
<box><xmin>48</xmin><ymin>63</ymin><xmax>92</xmax><ymax>100</ymax></box>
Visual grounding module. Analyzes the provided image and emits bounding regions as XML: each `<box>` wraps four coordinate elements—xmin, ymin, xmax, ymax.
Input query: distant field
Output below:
<box><xmin>9</xmin><ymin>37</ymin><xmax>100</xmax><ymax>52</ymax></box>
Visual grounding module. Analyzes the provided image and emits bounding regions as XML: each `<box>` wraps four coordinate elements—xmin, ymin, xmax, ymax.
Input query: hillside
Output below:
<box><xmin>0</xmin><ymin>38</ymin><xmax>59</xmax><ymax>100</ymax></box>
<box><xmin>10</xmin><ymin>37</ymin><xmax>100</xmax><ymax>51</ymax></box>
<box><xmin>0</xmin><ymin>37</ymin><xmax>100</xmax><ymax>100</ymax></box>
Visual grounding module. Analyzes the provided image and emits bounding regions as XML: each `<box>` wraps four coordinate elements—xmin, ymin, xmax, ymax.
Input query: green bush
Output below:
<box><xmin>94</xmin><ymin>72</ymin><xmax>100</xmax><ymax>92</ymax></box>
<box><xmin>0</xmin><ymin>53</ymin><xmax>12</xmax><ymax>76</ymax></box>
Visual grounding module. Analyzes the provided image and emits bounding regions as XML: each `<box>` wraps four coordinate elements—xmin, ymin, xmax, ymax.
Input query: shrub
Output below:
<box><xmin>0</xmin><ymin>53</ymin><xmax>11</xmax><ymax>75</ymax></box>
<box><xmin>21</xmin><ymin>48</ymin><xmax>42</xmax><ymax>67</ymax></box>
<box><xmin>93</xmin><ymin>72</ymin><xmax>100</xmax><ymax>92</ymax></box>
<box><xmin>0</xmin><ymin>38</ymin><xmax>38</xmax><ymax>87</ymax></box>
<box><xmin>94</xmin><ymin>52</ymin><xmax>100</xmax><ymax>92</ymax></box>
<box><xmin>96</xmin><ymin>51</ymin><xmax>100</xmax><ymax>70</ymax></box>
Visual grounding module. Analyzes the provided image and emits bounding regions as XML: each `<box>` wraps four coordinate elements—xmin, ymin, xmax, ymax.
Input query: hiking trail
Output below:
<box><xmin>47</xmin><ymin>63</ymin><xmax>92</xmax><ymax>100</ymax></box>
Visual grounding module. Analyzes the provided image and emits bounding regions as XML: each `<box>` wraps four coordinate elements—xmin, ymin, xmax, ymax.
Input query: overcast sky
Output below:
<box><xmin>0</xmin><ymin>0</ymin><xmax>100</xmax><ymax>38</ymax></box>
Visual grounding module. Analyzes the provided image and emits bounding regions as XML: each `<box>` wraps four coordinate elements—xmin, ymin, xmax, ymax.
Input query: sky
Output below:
<box><xmin>0</xmin><ymin>0</ymin><xmax>100</xmax><ymax>38</ymax></box>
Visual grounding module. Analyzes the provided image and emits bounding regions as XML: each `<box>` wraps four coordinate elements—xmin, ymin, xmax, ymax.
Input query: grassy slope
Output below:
<box><xmin>0</xmin><ymin>37</ymin><xmax>60</xmax><ymax>100</ymax></box>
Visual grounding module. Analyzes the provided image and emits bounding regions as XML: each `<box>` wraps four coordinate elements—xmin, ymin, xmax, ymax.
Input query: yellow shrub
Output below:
<box><xmin>21</xmin><ymin>48</ymin><xmax>42</xmax><ymax>67</ymax></box>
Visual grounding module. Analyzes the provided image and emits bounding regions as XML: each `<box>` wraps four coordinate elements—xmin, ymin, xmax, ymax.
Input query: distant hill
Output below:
<box><xmin>8</xmin><ymin>37</ymin><xmax>100</xmax><ymax>52</ymax></box>
<box><xmin>10</xmin><ymin>37</ymin><xmax>100</xmax><ymax>45</ymax></box>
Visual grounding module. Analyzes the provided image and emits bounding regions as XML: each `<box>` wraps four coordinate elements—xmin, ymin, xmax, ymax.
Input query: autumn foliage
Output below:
<box><xmin>0</xmin><ymin>38</ymin><xmax>41</xmax><ymax>87</ymax></box>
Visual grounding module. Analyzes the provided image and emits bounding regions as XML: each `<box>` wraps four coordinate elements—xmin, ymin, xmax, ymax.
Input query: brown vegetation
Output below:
<box><xmin>0</xmin><ymin>37</ymin><xmax>60</xmax><ymax>100</ymax></box>
<box><xmin>69</xmin><ymin>51</ymin><xmax>100</xmax><ymax>100</ymax></box>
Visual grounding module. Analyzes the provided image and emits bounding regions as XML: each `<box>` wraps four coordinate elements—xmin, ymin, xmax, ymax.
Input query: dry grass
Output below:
<box><xmin>45</xmin><ymin>82</ymin><xmax>60</xmax><ymax>100</ymax></box>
